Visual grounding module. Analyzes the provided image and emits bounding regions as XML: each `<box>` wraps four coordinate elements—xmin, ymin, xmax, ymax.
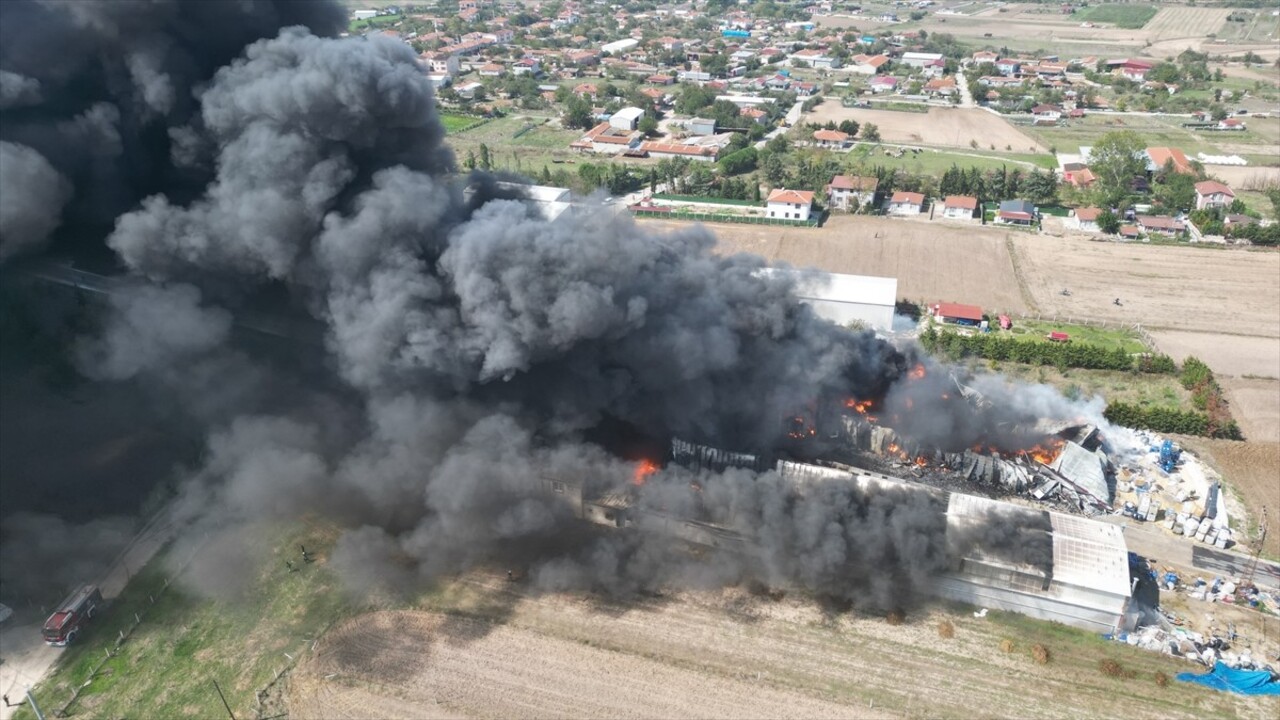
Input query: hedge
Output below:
<box><xmin>919</xmin><ymin>327</ymin><xmax>1175</xmax><ymax>374</ymax></box>
<box><xmin>1103</xmin><ymin>402</ymin><xmax>1242</xmax><ymax>440</ymax></box>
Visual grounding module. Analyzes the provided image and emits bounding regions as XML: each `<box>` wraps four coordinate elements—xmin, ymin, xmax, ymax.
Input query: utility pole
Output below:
<box><xmin>25</xmin><ymin>685</ymin><xmax>46</xmax><ymax>720</ymax></box>
<box><xmin>212</xmin><ymin>679</ymin><xmax>236</xmax><ymax>720</ymax></box>
<box><xmin>1243</xmin><ymin>506</ymin><xmax>1268</xmax><ymax>591</ymax></box>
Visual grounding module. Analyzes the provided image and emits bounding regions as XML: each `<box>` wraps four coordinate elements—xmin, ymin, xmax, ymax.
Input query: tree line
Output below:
<box><xmin>919</xmin><ymin>326</ymin><xmax>1174</xmax><ymax>373</ymax></box>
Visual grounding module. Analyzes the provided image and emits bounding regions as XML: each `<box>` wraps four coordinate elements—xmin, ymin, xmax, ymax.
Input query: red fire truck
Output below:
<box><xmin>42</xmin><ymin>584</ymin><xmax>104</xmax><ymax>646</ymax></box>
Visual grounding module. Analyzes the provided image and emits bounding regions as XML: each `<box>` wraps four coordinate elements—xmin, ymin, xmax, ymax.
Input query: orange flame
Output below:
<box><xmin>1027</xmin><ymin>438</ymin><xmax>1066</xmax><ymax>465</ymax></box>
<box><xmin>845</xmin><ymin>398</ymin><xmax>874</xmax><ymax>414</ymax></box>
<box><xmin>914</xmin><ymin>455</ymin><xmax>929</xmax><ymax>467</ymax></box>
<box><xmin>633</xmin><ymin>459</ymin><xmax>659</xmax><ymax>485</ymax></box>
<box><xmin>909</xmin><ymin>364</ymin><xmax>926</xmax><ymax>380</ymax></box>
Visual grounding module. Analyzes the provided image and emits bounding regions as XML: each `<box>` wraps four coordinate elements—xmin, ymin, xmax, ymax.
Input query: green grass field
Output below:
<box><xmin>1075</xmin><ymin>4</ymin><xmax>1158</xmax><ymax>29</ymax></box>
<box><xmin>1006</xmin><ymin>319</ymin><xmax>1149</xmax><ymax>354</ymax></box>
<box><xmin>439</xmin><ymin>113</ymin><xmax>489</xmax><ymax>134</ymax></box>
<box><xmin>844</xmin><ymin>144</ymin><xmax>1056</xmax><ymax>174</ymax></box>
<box><xmin>975</xmin><ymin>361</ymin><xmax>1193</xmax><ymax>412</ymax></box>
<box><xmin>1020</xmin><ymin>114</ymin><xmax>1237</xmax><ymax>157</ymax></box>
<box><xmin>15</xmin><ymin>523</ymin><xmax>351</xmax><ymax>720</ymax></box>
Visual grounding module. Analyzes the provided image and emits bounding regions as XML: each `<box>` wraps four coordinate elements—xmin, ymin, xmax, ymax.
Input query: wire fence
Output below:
<box><xmin>1010</xmin><ymin>312</ymin><xmax>1157</xmax><ymax>351</ymax></box>
<box><xmin>52</xmin><ymin>537</ymin><xmax>205</xmax><ymax>718</ymax></box>
<box><xmin>631</xmin><ymin>207</ymin><xmax>819</xmax><ymax>227</ymax></box>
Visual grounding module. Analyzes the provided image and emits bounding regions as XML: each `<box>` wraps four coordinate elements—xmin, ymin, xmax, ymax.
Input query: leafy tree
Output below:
<box><xmin>838</xmin><ymin>119</ymin><xmax>860</xmax><ymax>136</ymax></box>
<box><xmin>765</xmin><ymin>134</ymin><xmax>791</xmax><ymax>154</ymax></box>
<box><xmin>718</xmin><ymin>147</ymin><xmax>758</xmax><ymax>175</ymax></box>
<box><xmin>1023</xmin><ymin>168</ymin><xmax>1058</xmax><ymax>205</ymax></box>
<box><xmin>562</xmin><ymin>94</ymin><xmax>594</xmax><ymax>130</ymax></box>
<box><xmin>638</xmin><ymin>114</ymin><xmax>658</xmax><ymax>136</ymax></box>
<box><xmin>1090</xmin><ymin>130</ymin><xmax>1146</xmax><ymax>206</ymax></box>
<box><xmin>675</xmin><ymin>84</ymin><xmax>716</xmax><ymax>115</ymax></box>
<box><xmin>1097</xmin><ymin>209</ymin><xmax>1121</xmax><ymax>234</ymax></box>
<box><xmin>464</xmin><ymin>150</ymin><xmax>477</xmax><ymax>171</ymax></box>
<box><xmin>1267</xmin><ymin>188</ymin><xmax>1280</xmax><ymax>222</ymax></box>
<box><xmin>760</xmin><ymin>150</ymin><xmax>787</xmax><ymax>185</ymax></box>
<box><xmin>861</xmin><ymin>123</ymin><xmax>880</xmax><ymax>142</ymax></box>
<box><xmin>700</xmin><ymin>53</ymin><xmax>729</xmax><ymax>77</ymax></box>
<box><xmin>478</xmin><ymin>143</ymin><xmax>491</xmax><ymax>170</ymax></box>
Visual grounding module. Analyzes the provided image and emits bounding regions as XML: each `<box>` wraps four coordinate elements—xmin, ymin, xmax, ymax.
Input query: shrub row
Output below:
<box><xmin>1178</xmin><ymin>356</ymin><xmax>1239</xmax><ymax>437</ymax></box>
<box><xmin>919</xmin><ymin>327</ymin><xmax>1175</xmax><ymax>374</ymax></box>
<box><xmin>1103</xmin><ymin>402</ymin><xmax>1242</xmax><ymax>440</ymax></box>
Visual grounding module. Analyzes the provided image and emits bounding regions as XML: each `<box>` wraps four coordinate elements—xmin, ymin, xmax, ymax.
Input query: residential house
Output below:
<box><xmin>766</xmin><ymin>189</ymin><xmax>815</xmax><ymax>222</ymax></box>
<box><xmin>941</xmin><ymin>195</ymin><xmax>978</xmax><ymax>220</ymax></box>
<box><xmin>1062</xmin><ymin>163</ymin><xmax>1096</xmax><ymax>188</ymax></box>
<box><xmin>888</xmin><ymin>191</ymin><xmax>925</xmax><ymax>215</ymax></box>
<box><xmin>455</xmin><ymin>81</ymin><xmax>484</xmax><ymax>99</ymax></box>
<box><xmin>923</xmin><ymin>76</ymin><xmax>957</xmax><ymax>97</ymax></box>
<box><xmin>933</xmin><ymin>302</ymin><xmax>984</xmax><ymax>326</ymax></box>
<box><xmin>573</xmin><ymin>83</ymin><xmax>598</xmax><ymax>98</ymax></box>
<box><xmin>869</xmin><ymin>76</ymin><xmax>899</xmax><ymax>93</ymax></box>
<box><xmin>813</xmin><ymin>129</ymin><xmax>851</xmax><ymax>148</ymax></box>
<box><xmin>1145</xmin><ymin>147</ymin><xmax>1193</xmax><ymax>175</ymax></box>
<box><xmin>1135</xmin><ymin>215</ymin><xmax>1185</xmax><ymax>235</ymax></box>
<box><xmin>827</xmin><ymin>175</ymin><xmax>879</xmax><ymax>212</ymax></box>
<box><xmin>646</xmin><ymin>74</ymin><xmax>674</xmax><ymax>86</ymax></box>
<box><xmin>1217</xmin><ymin>117</ymin><xmax>1246</xmax><ymax>131</ymax></box>
<box><xmin>477</xmin><ymin>63</ymin><xmax>505</xmax><ymax>77</ymax></box>
<box><xmin>1073</xmin><ymin>207</ymin><xmax>1102</xmax><ymax>232</ymax></box>
<box><xmin>971</xmin><ymin>50</ymin><xmax>999</xmax><ymax>65</ymax></box>
<box><xmin>922</xmin><ymin>58</ymin><xmax>946</xmax><ymax>79</ymax></box>
<box><xmin>849</xmin><ymin>54</ymin><xmax>889</xmax><ymax>75</ymax></box>
<box><xmin>1193</xmin><ymin>181</ymin><xmax>1235</xmax><ymax>210</ymax></box>
<box><xmin>1119</xmin><ymin>224</ymin><xmax>1141</xmax><ymax>240</ymax></box>
<box><xmin>1110</xmin><ymin>59</ymin><xmax>1154</xmax><ymax>82</ymax></box>
<box><xmin>1031</xmin><ymin>104</ymin><xmax>1062</xmax><ymax>123</ymax></box>
<box><xmin>564</xmin><ymin>49</ymin><xmax>601</xmax><ymax>66</ymax></box>
<box><xmin>421</xmin><ymin>52</ymin><xmax>460</xmax><ymax>78</ymax></box>
<box><xmin>512</xmin><ymin>57</ymin><xmax>541</xmax><ymax>76</ymax></box>
<box><xmin>995</xmin><ymin>58</ymin><xmax>1021</xmax><ymax>76</ymax></box>
<box><xmin>656</xmin><ymin>37</ymin><xmax>684</xmax><ymax>52</ymax></box>
<box><xmin>740</xmin><ymin>106</ymin><xmax>769</xmax><ymax>124</ymax></box>
<box><xmin>996</xmin><ymin>199</ymin><xmax>1036</xmax><ymax>225</ymax></box>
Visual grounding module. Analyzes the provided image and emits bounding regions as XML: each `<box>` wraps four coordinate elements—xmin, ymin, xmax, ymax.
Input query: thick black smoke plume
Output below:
<box><xmin>1</xmin><ymin>0</ymin><xmax>1078</xmax><ymax>611</ymax></box>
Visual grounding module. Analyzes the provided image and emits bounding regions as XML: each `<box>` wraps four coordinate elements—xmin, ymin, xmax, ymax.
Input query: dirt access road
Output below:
<box><xmin>0</xmin><ymin>511</ymin><xmax>178</xmax><ymax>720</ymax></box>
<box><xmin>289</xmin><ymin>573</ymin><xmax>1278</xmax><ymax>720</ymax></box>
<box><xmin>803</xmin><ymin>100</ymin><xmax>1047</xmax><ymax>153</ymax></box>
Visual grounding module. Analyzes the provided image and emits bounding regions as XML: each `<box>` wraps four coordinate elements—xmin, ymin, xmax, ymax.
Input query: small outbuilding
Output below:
<box><xmin>932</xmin><ymin>302</ymin><xmax>984</xmax><ymax>326</ymax></box>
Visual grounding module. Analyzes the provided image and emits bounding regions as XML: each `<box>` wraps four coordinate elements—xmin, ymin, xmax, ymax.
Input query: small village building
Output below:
<box><xmin>1193</xmin><ymin>181</ymin><xmax>1235</xmax><ymax>210</ymax></box>
<box><xmin>997</xmin><ymin>199</ymin><xmax>1037</xmax><ymax>225</ymax></box>
<box><xmin>766</xmin><ymin>188</ymin><xmax>815</xmax><ymax>222</ymax></box>
<box><xmin>827</xmin><ymin>175</ymin><xmax>879</xmax><ymax>212</ymax></box>
<box><xmin>888</xmin><ymin>191</ymin><xmax>925</xmax><ymax>215</ymax></box>
<box><xmin>941</xmin><ymin>195</ymin><xmax>979</xmax><ymax>220</ymax></box>
<box><xmin>1073</xmin><ymin>207</ymin><xmax>1102</xmax><ymax>233</ymax></box>
<box><xmin>932</xmin><ymin>302</ymin><xmax>984</xmax><ymax>326</ymax></box>
<box><xmin>812</xmin><ymin>129</ymin><xmax>851</xmax><ymax>148</ymax></box>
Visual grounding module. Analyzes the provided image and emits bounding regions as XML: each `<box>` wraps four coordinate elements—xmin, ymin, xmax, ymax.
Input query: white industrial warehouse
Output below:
<box><xmin>758</xmin><ymin>269</ymin><xmax>898</xmax><ymax>332</ymax></box>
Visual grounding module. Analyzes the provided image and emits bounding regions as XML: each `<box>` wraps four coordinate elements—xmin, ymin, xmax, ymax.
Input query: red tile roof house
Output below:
<box><xmin>827</xmin><ymin>175</ymin><xmax>879</xmax><ymax>212</ymax></box>
<box><xmin>1135</xmin><ymin>214</ymin><xmax>1185</xmax><ymax>236</ymax></box>
<box><xmin>1144</xmin><ymin>146</ymin><xmax>1193</xmax><ymax>175</ymax></box>
<box><xmin>932</xmin><ymin>302</ymin><xmax>984</xmax><ymax>327</ymax></box>
<box><xmin>1194</xmin><ymin>180</ymin><xmax>1235</xmax><ymax>210</ymax></box>
<box><xmin>766</xmin><ymin>189</ymin><xmax>816</xmax><ymax>222</ymax></box>
<box><xmin>887</xmin><ymin>191</ymin><xmax>925</xmax><ymax>215</ymax></box>
<box><xmin>941</xmin><ymin>195</ymin><xmax>979</xmax><ymax>220</ymax></box>
<box><xmin>1073</xmin><ymin>207</ymin><xmax>1103</xmax><ymax>233</ymax></box>
<box><xmin>812</xmin><ymin>129</ymin><xmax>851</xmax><ymax>148</ymax></box>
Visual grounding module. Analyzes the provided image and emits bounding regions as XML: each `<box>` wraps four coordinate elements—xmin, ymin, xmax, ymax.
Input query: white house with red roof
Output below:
<box><xmin>766</xmin><ymin>188</ymin><xmax>815</xmax><ymax>222</ymax></box>
<box><xmin>1194</xmin><ymin>181</ymin><xmax>1235</xmax><ymax>210</ymax></box>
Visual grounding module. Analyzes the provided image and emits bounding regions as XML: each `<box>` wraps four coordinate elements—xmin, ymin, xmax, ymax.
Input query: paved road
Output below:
<box><xmin>0</xmin><ymin>511</ymin><xmax>178</xmax><ymax>720</ymax></box>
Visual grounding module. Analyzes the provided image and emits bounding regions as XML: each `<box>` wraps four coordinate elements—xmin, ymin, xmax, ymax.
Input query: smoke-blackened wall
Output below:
<box><xmin>0</xmin><ymin>0</ymin><xmax>1098</xmax><ymax>611</ymax></box>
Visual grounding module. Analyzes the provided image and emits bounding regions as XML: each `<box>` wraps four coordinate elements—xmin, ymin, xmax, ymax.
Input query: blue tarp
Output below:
<box><xmin>1176</xmin><ymin>662</ymin><xmax>1280</xmax><ymax>695</ymax></box>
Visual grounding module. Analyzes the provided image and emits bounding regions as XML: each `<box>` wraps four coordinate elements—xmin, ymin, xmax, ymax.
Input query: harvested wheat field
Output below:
<box><xmin>1010</xmin><ymin>236</ymin><xmax>1280</xmax><ymax>338</ymax></box>
<box><xmin>1219</xmin><ymin>377</ymin><xmax>1280</xmax><ymax>444</ymax></box>
<box><xmin>643</xmin><ymin>216</ymin><xmax>1028</xmax><ymax>313</ymax></box>
<box><xmin>288</xmin><ymin>575</ymin><xmax>1278</xmax><ymax>720</ymax></box>
<box><xmin>802</xmin><ymin>101</ymin><xmax>1047</xmax><ymax>153</ymax></box>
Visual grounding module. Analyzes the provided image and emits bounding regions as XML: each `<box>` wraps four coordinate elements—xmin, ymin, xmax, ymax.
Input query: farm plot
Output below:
<box><xmin>288</xmin><ymin>574</ymin><xmax>1278</xmax><ymax>720</ymax></box>
<box><xmin>1075</xmin><ymin>4</ymin><xmax>1158</xmax><ymax>30</ymax></box>
<box><xmin>1143</xmin><ymin>7</ymin><xmax>1230</xmax><ymax>41</ymax></box>
<box><xmin>643</xmin><ymin>215</ymin><xmax>1029</xmax><ymax>313</ymax></box>
<box><xmin>1010</xmin><ymin>236</ymin><xmax>1280</xmax><ymax>339</ymax></box>
<box><xmin>803</xmin><ymin>101</ymin><xmax>1047</xmax><ymax>153</ymax></box>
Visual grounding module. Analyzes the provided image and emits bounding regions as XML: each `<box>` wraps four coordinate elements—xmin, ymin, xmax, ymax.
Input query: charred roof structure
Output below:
<box><xmin>553</xmin><ymin>452</ymin><xmax>1133</xmax><ymax>634</ymax></box>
